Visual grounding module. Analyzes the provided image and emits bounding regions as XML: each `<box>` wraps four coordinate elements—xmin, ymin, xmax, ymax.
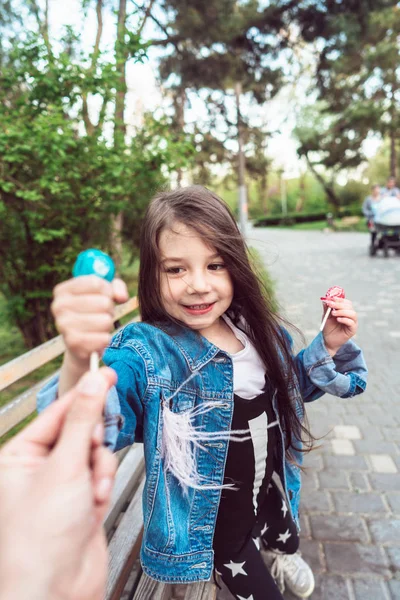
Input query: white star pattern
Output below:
<box><xmin>281</xmin><ymin>500</ymin><xmax>288</xmax><ymax>518</ymax></box>
<box><xmin>261</xmin><ymin>523</ymin><xmax>269</xmax><ymax>536</ymax></box>
<box><xmin>223</xmin><ymin>560</ymin><xmax>247</xmax><ymax>578</ymax></box>
<box><xmin>237</xmin><ymin>595</ymin><xmax>254</xmax><ymax>600</ymax></box>
<box><xmin>252</xmin><ymin>537</ymin><xmax>260</xmax><ymax>550</ymax></box>
<box><xmin>277</xmin><ymin>529</ymin><xmax>292</xmax><ymax>544</ymax></box>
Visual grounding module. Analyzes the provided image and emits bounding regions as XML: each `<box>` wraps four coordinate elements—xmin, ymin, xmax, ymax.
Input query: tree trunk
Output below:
<box><xmin>390</xmin><ymin>127</ymin><xmax>397</xmax><ymax>179</ymax></box>
<box><xmin>114</xmin><ymin>0</ymin><xmax>127</xmax><ymax>149</ymax></box>
<box><xmin>259</xmin><ymin>170</ymin><xmax>268</xmax><ymax>215</ymax></box>
<box><xmin>176</xmin><ymin>86</ymin><xmax>186</xmax><ymax>187</ymax></box>
<box><xmin>111</xmin><ymin>0</ymin><xmax>128</xmax><ymax>267</ymax></box>
<box><xmin>295</xmin><ymin>171</ymin><xmax>306</xmax><ymax>212</ymax></box>
<box><xmin>390</xmin><ymin>78</ymin><xmax>397</xmax><ymax>178</ymax></box>
<box><xmin>305</xmin><ymin>155</ymin><xmax>341</xmax><ymax>210</ymax></box>
<box><xmin>234</xmin><ymin>81</ymin><xmax>248</xmax><ymax>235</ymax></box>
<box><xmin>15</xmin><ymin>300</ymin><xmax>56</xmax><ymax>349</ymax></box>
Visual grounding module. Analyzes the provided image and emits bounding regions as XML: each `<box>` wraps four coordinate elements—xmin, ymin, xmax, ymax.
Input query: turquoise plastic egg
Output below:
<box><xmin>72</xmin><ymin>249</ymin><xmax>115</xmax><ymax>282</ymax></box>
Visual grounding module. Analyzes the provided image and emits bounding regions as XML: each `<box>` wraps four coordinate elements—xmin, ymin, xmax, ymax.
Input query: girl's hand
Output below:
<box><xmin>52</xmin><ymin>275</ymin><xmax>129</xmax><ymax>366</ymax></box>
<box><xmin>322</xmin><ymin>298</ymin><xmax>358</xmax><ymax>357</ymax></box>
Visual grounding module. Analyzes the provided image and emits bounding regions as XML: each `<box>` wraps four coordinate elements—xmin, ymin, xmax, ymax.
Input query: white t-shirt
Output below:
<box><xmin>222</xmin><ymin>315</ymin><xmax>266</xmax><ymax>400</ymax></box>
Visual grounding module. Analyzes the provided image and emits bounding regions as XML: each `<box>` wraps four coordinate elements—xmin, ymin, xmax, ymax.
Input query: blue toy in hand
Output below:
<box><xmin>72</xmin><ymin>249</ymin><xmax>115</xmax><ymax>371</ymax></box>
<box><xmin>72</xmin><ymin>249</ymin><xmax>115</xmax><ymax>282</ymax></box>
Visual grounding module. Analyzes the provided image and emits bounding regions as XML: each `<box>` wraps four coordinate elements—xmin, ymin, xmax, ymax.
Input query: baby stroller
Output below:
<box><xmin>369</xmin><ymin>196</ymin><xmax>400</xmax><ymax>257</ymax></box>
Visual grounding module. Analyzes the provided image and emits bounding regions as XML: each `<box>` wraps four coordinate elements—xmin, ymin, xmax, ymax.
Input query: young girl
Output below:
<box><xmin>38</xmin><ymin>186</ymin><xmax>367</xmax><ymax>600</ymax></box>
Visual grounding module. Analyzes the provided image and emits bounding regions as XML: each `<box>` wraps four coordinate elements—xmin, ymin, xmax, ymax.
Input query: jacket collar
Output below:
<box><xmin>155</xmin><ymin>320</ymin><xmax>227</xmax><ymax>372</ymax></box>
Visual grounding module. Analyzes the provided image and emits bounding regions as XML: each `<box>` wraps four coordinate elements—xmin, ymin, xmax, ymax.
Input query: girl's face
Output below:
<box><xmin>159</xmin><ymin>222</ymin><xmax>234</xmax><ymax>337</ymax></box>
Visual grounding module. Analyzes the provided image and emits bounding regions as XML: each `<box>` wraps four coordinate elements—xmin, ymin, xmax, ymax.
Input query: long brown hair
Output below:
<box><xmin>138</xmin><ymin>185</ymin><xmax>313</xmax><ymax>459</ymax></box>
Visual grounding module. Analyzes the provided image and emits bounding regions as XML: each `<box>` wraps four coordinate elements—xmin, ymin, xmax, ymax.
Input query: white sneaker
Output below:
<box><xmin>263</xmin><ymin>550</ymin><xmax>315</xmax><ymax>598</ymax></box>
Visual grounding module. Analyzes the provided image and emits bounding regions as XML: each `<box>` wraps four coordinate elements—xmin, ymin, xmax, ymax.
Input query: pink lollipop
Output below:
<box><xmin>320</xmin><ymin>286</ymin><xmax>345</xmax><ymax>331</ymax></box>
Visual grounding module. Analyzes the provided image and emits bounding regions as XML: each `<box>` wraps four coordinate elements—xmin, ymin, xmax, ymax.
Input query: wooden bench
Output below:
<box><xmin>0</xmin><ymin>298</ymin><xmax>217</xmax><ymax>600</ymax></box>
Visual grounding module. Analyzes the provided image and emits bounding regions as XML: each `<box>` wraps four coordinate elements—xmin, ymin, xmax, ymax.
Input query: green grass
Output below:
<box><xmin>248</xmin><ymin>247</ymin><xmax>278</xmax><ymax>312</ymax></box>
<box><xmin>276</xmin><ymin>218</ymin><xmax>368</xmax><ymax>233</ymax></box>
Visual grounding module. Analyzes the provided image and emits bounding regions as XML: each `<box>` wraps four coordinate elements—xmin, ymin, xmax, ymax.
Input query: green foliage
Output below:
<box><xmin>248</xmin><ymin>247</ymin><xmax>277</xmax><ymax>314</ymax></box>
<box><xmin>297</xmin><ymin>1</ymin><xmax>400</xmax><ymax>176</ymax></box>
<box><xmin>336</xmin><ymin>179</ymin><xmax>369</xmax><ymax>209</ymax></box>
<box><xmin>0</xmin><ymin>22</ymin><xmax>190</xmax><ymax>348</ymax></box>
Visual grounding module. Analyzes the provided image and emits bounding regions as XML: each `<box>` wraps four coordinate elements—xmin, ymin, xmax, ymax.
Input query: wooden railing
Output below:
<box><xmin>0</xmin><ymin>297</ymin><xmax>138</xmax><ymax>438</ymax></box>
<box><xmin>0</xmin><ymin>298</ymin><xmax>217</xmax><ymax>600</ymax></box>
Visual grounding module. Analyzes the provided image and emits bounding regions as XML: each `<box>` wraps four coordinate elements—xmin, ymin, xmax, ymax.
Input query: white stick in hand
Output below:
<box><xmin>320</xmin><ymin>307</ymin><xmax>331</xmax><ymax>332</ymax></box>
<box><xmin>90</xmin><ymin>351</ymin><xmax>99</xmax><ymax>373</ymax></box>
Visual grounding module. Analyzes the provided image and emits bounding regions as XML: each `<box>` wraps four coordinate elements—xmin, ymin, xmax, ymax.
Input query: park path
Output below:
<box><xmin>247</xmin><ymin>227</ymin><xmax>400</xmax><ymax>600</ymax></box>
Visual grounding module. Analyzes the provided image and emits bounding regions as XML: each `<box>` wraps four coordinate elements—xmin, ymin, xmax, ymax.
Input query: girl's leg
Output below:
<box><xmin>254</xmin><ymin>480</ymin><xmax>314</xmax><ymax>598</ymax></box>
<box><xmin>214</xmin><ymin>534</ymin><xmax>284</xmax><ymax>600</ymax></box>
<box><xmin>256</xmin><ymin>479</ymin><xmax>299</xmax><ymax>554</ymax></box>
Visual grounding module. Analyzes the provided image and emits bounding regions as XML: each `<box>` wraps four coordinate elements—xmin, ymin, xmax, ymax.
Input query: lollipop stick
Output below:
<box><xmin>320</xmin><ymin>307</ymin><xmax>332</xmax><ymax>332</ymax></box>
<box><xmin>90</xmin><ymin>351</ymin><xmax>99</xmax><ymax>373</ymax></box>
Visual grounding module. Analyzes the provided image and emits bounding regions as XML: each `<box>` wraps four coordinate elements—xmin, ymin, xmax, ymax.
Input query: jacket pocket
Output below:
<box><xmin>161</xmin><ymin>388</ymin><xmax>197</xmax><ymax>413</ymax></box>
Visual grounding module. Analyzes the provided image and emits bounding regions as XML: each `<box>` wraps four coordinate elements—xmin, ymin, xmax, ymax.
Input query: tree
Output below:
<box><xmin>297</xmin><ymin>0</ymin><xmax>400</xmax><ymax>176</ymax></box>
<box><xmin>294</xmin><ymin>102</ymin><xmax>367</xmax><ymax>209</ymax></box>
<box><xmin>148</xmin><ymin>1</ymin><xmax>299</xmax><ymax>205</ymax></box>
<box><xmin>0</xmin><ymin>1</ymin><xmax>189</xmax><ymax>347</ymax></box>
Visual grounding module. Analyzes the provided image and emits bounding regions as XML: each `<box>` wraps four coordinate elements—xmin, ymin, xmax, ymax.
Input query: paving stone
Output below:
<box><xmin>309</xmin><ymin>515</ymin><xmax>369</xmax><ymax>543</ymax></box>
<box><xmin>369</xmin><ymin>519</ymin><xmax>400</xmax><ymax>544</ymax></box>
<box><xmin>324</xmin><ymin>455</ymin><xmax>369</xmax><ymax>471</ymax></box>
<box><xmin>350</xmin><ymin>416</ymin><xmax>374</xmax><ymax>428</ymax></box>
<box><xmin>331</xmin><ymin>439</ymin><xmax>356</xmax><ymax>456</ymax></box>
<box><xmin>310</xmin><ymin>423</ymin><xmax>337</xmax><ymax>439</ymax></box>
<box><xmin>318</xmin><ymin>470</ymin><xmax>350</xmax><ymax>490</ymax></box>
<box><xmin>324</xmin><ymin>542</ymin><xmax>390</xmax><ymax>576</ymax></box>
<box><xmin>354</xmin><ymin>440</ymin><xmax>398</xmax><ymax>455</ymax></box>
<box><xmin>309</xmin><ymin>574</ymin><xmax>351</xmax><ymax>600</ymax></box>
<box><xmin>359</xmin><ymin>426</ymin><xmax>385</xmax><ymax>441</ymax></box>
<box><xmin>333</xmin><ymin>425</ymin><xmax>362</xmax><ymax>439</ymax></box>
<box><xmin>383</xmin><ymin>428</ymin><xmax>400</xmax><ymax>443</ymax></box>
<box><xmin>296</xmin><ymin>539</ymin><xmax>324</xmax><ymax>574</ymax></box>
<box><xmin>302</xmin><ymin>452</ymin><xmax>324</xmax><ymax>470</ymax></box>
<box><xmin>300</xmin><ymin>491</ymin><xmax>333</xmax><ymax>513</ymax></box>
<box><xmin>299</xmin><ymin>513</ymin><xmax>311</xmax><ymax>537</ymax></box>
<box><xmin>369</xmin><ymin>473</ymin><xmax>400</xmax><ymax>492</ymax></box>
<box><xmin>388</xmin><ymin>579</ymin><xmax>400</xmax><ymax>599</ymax></box>
<box><xmin>369</xmin><ymin>454</ymin><xmax>398</xmax><ymax>474</ymax></box>
<box><xmin>301</xmin><ymin>470</ymin><xmax>319</xmax><ymax>492</ymax></box>
<box><xmin>386</xmin><ymin>547</ymin><xmax>400</xmax><ymax>571</ymax></box>
<box><xmin>349</xmin><ymin>472</ymin><xmax>370</xmax><ymax>493</ymax></box>
<box><xmin>387</xmin><ymin>493</ymin><xmax>400</xmax><ymax>513</ymax></box>
<box><xmin>352</xmin><ymin>579</ymin><xmax>391</xmax><ymax>600</ymax></box>
<box><xmin>333</xmin><ymin>492</ymin><xmax>387</xmax><ymax>515</ymax></box>
<box><xmin>370</xmin><ymin>414</ymin><xmax>399</xmax><ymax>427</ymax></box>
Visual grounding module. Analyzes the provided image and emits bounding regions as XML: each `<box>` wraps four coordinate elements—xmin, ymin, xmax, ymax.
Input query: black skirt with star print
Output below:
<box><xmin>213</xmin><ymin>388</ymin><xmax>278</xmax><ymax>559</ymax></box>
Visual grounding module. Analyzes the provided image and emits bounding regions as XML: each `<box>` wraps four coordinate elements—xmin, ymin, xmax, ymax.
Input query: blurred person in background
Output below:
<box><xmin>362</xmin><ymin>184</ymin><xmax>382</xmax><ymax>246</ymax></box>
<box><xmin>381</xmin><ymin>176</ymin><xmax>400</xmax><ymax>198</ymax></box>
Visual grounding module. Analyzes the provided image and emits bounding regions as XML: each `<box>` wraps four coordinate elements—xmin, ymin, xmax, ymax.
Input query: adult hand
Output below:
<box><xmin>322</xmin><ymin>298</ymin><xmax>358</xmax><ymax>357</ymax></box>
<box><xmin>0</xmin><ymin>367</ymin><xmax>118</xmax><ymax>600</ymax></box>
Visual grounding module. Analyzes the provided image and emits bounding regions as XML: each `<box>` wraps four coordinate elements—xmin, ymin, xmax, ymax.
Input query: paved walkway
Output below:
<box><xmin>246</xmin><ymin>227</ymin><xmax>400</xmax><ymax>600</ymax></box>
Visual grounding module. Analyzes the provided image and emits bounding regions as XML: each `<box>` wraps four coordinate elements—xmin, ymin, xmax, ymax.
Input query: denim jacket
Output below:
<box><xmin>37</xmin><ymin>321</ymin><xmax>367</xmax><ymax>584</ymax></box>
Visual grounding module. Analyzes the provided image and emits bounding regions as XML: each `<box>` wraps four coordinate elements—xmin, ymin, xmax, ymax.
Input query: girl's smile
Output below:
<box><xmin>159</xmin><ymin>222</ymin><xmax>234</xmax><ymax>340</ymax></box>
<box><xmin>182</xmin><ymin>302</ymin><xmax>216</xmax><ymax>315</ymax></box>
